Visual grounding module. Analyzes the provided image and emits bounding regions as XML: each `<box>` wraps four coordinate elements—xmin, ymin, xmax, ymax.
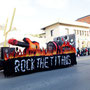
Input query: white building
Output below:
<box><xmin>41</xmin><ymin>18</ymin><xmax>90</xmax><ymax>49</ymax></box>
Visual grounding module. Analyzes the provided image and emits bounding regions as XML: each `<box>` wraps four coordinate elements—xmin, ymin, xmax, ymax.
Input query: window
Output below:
<box><xmin>65</xmin><ymin>28</ymin><xmax>69</xmax><ymax>34</ymax></box>
<box><xmin>80</xmin><ymin>30</ymin><xmax>81</xmax><ymax>36</ymax></box>
<box><xmin>74</xmin><ymin>29</ymin><xmax>76</xmax><ymax>34</ymax></box>
<box><xmin>77</xmin><ymin>30</ymin><xmax>79</xmax><ymax>35</ymax></box>
<box><xmin>85</xmin><ymin>31</ymin><xmax>86</xmax><ymax>36</ymax></box>
<box><xmin>51</xmin><ymin>30</ymin><xmax>53</xmax><ymax>36</ymax></box>
<box><xmin>82</xmin><ymin>31</ymin><xmax>84</xmax><ymax>36</ymax></box>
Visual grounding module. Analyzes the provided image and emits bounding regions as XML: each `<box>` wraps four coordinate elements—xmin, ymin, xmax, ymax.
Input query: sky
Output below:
<box><xmin>0</xmin><ymin>0</ymin><xmax>90</xmax><ymax>42</ymax></box>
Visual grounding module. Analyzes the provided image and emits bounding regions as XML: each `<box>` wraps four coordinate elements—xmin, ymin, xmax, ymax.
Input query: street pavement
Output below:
<box><xmin>0</xmin><ymin>56</ymin><xmax>90</xmax><ymax>90</ymax></box>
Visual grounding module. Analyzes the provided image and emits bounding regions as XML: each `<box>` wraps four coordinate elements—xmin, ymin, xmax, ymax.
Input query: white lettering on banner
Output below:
<box><xmin>58</xmin><ymin>56</ymin><xmax>61</xmax><ymax>66</ymax></box>
<box><xmin>21</xmin><ymin>59</ymin><xmax>26</xmax><ymax>72</ymax></box>
<box><xmin>31</xmin><ymin>58</ymin><xmax>35</xmax><ymax>70</ymax></box>
<box><xmin>61</xmin><ymin>55</ymin><xmax>71</xmax><ymax>65</ymax></box>
<box><xmin>39</xmin><ymin>58</ymin><xmax>44</xmax><ymax>68</ymax></box>
<box><xmin>37</xmin><ymin>58</ymin><xmax>41</xmax><ymax>68</ymax></box>
<box><xmin>15</xmin><ymin>60</ymin><xmax>20</xmax><ymax>72</ymax></box>
<box><xmin>50</xmin><ymin>56</ymin><xmax>54</xmax><ymax>66</ymax></box>
<box><xmin>66</xmin><ymin>55</ymin><xmax>71</xmax><ymax>65</ymax></box>
<box><xmin>44</xmin><ymin>57</ymin><xmax>49</xmax><ymax>68</ymax></box>
<box><xmin>37</xmin><ymin>57</ymin><xmax>49</xmax><ymax>68</ymax></box>
<box><xmin>14</xmin><ymin>55</ymin><xmax>72</xmax><ymax>73</ymax></box>
<box><xmin>55</xmin><ymin>56</ymin><xmax>57</xmax><ymax>66</ymax></box>
<box><xmin>61</xmin><ymin>56</ymin><xmax>65</xmax><ymax>65</ymax></box>
<box><xmin>26</xmin><ymin>59</ymin><xmax>31</xmax><ymax>71</ymax></box>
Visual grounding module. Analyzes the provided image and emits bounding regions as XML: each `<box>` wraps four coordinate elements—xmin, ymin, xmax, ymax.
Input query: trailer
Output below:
<box><xmin>0</xmin><ymin>34</ymin><xmax>77</xmax><ymax>77</ymax></box>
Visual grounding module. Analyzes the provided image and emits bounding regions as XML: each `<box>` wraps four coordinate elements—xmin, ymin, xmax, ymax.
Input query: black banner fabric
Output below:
<box><xmin>3</xmin><ymin>53</ymin><xmax>77</xmax><ymax>76</ymax></box>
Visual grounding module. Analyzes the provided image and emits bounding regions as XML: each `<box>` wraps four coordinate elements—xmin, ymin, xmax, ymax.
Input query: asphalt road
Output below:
<box><xmin>0</xmin><ymin>56</ymin><xmax>90</xmax><ymax>90</ymax></box>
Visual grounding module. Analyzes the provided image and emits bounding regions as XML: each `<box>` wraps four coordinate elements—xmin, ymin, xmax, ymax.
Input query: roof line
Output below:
<box><xmin>76</xmin><ymin>15</ymin><xmax>90</xmax><ymax>21</ymax></box>
<box><xmin>41</xmin><ymin>21</ymin><xmax>90</xmax><ymax>30</ymax></box>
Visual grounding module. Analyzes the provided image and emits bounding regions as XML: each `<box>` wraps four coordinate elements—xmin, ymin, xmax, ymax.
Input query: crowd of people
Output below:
<box><xmin>77</xmin><ymin>47</ymin><xmax>90</xmax><ymax>57</ymax></box>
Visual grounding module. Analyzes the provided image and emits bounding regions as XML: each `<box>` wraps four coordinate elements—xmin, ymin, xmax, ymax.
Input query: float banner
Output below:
<box><xmin>3</xmin><ymin>53</ymin><xmax>77</xmax><ymax>76</ymax></box>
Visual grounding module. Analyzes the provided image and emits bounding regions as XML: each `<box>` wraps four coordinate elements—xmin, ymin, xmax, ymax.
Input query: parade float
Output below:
<box><xmin>0</xmin><ymin>34</ymin><xmax>77</xmax><ymax>77</ymax></box>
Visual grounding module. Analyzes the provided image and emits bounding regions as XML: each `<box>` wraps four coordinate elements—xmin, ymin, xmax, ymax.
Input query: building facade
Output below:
<box><xmin>41</xmin><ymin>19</ymin><xmax>90</xmax><ymax>49</ymax></box>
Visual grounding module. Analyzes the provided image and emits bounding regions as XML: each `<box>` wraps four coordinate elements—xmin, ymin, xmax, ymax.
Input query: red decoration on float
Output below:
<box><xmin>4</xmin><ymin>37</ymin><xmax>76</xmax><ymax>60</ymax></box>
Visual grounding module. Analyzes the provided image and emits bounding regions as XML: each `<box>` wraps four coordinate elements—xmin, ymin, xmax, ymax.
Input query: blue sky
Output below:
<box><xmin>0</xmin><ymin>0</ymin><xmax>90</xmax><ymax>35</ymax></box>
